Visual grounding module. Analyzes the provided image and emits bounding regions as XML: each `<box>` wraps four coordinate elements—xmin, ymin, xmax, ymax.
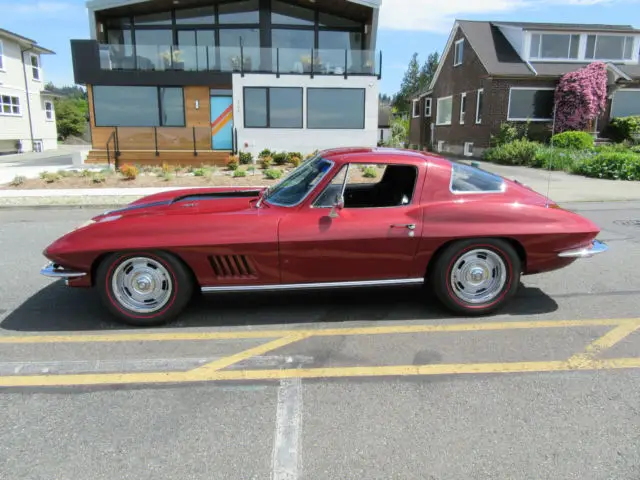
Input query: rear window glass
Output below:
<box><xmin>450</xmin><ymin>163</ymin><xmax>505</xmax><ymax>193</ymax></box>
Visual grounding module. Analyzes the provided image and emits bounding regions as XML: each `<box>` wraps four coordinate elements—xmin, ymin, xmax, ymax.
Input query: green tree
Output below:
<box><xmin>392</xmin><ymin>51</ymin><xmax>440</xmax><ymax>115</ymax></box>
<box><xmin>54</xmin><ymin>97</ymin><xmax>88</xmax><ymax>140</ymax></box>
<box><xmin>418</xmin><ymin>51</ymin><xmax>439</xmax><ymax>91</ymax></box>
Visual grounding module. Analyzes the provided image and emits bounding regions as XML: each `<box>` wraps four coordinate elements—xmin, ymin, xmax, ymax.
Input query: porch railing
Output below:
<box><xmin>99</xmin><ymin>45</ymin><xmax>382</xmax><ymax>79</ymax></box>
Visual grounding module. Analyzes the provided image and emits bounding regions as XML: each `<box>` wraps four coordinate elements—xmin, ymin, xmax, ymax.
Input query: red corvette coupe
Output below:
<box><xmin>41</xmin><ymin>147</ymin><xmax>607</xmax><ymax>326</ymax></box>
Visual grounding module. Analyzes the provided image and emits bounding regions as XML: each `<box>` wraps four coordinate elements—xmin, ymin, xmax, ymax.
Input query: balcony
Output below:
<box><xmin>98</xmin><ymin>44</ymin><xmax>382</xmax><ymax>78</ymax></box>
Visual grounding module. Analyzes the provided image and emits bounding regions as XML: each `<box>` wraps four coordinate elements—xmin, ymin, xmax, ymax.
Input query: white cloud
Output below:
<box><xmin>378</xmin><ymin>0</ymin><xmax>630</xmax><ymax>31</ymax></box>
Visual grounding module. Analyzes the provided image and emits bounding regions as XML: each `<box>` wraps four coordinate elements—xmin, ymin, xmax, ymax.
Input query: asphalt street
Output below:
<box><xmin>0</xmin><ymin>202</ymin><xmax>639</xmax><ymax>480</ymax></box>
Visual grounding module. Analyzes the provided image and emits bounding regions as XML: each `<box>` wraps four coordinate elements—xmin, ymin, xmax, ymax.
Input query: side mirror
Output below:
<box><xmin>328</xmin><ymin>194</ymin><xmax>344</xmax><ymax>218</ymax></box>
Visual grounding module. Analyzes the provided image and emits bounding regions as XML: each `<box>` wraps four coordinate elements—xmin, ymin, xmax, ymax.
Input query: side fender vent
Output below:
<box><xmin>209</xmin><ymin>255</ymin><xmax>257</xmax><ymax>278</ymax></box>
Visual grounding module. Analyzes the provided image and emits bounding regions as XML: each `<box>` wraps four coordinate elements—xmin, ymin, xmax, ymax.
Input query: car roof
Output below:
<box><xmin>319</xmin><ymin>147</ymin><xmax>452</xmax><ymax>167</ymax></box>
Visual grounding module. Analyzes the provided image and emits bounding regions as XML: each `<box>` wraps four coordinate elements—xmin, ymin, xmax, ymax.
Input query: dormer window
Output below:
<box><xmin>586</xmin><ymin>34</ymin><xmax>635</xmax><ymax>60</ymax></box>
<box><xmin>530</xmin><ymin>33</ymin><xmax>580</xmax><ymax>60</ymax></box>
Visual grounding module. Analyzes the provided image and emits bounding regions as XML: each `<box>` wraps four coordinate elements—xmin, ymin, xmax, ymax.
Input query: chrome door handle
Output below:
<box><xmin>390</xmin><ymin>224</ymin><xmax>416</xmax><ymax>230</ymax></box>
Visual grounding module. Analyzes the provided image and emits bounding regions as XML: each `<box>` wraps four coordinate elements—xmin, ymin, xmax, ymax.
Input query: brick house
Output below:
<box><xmin>409</xmin><ymin>20</ymin><xmax>640</xmax><ymax>158</ymax></box>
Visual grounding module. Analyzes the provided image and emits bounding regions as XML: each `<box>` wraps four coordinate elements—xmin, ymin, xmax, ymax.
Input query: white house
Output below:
<box><xmin>0</xmin><ymin>28</ymin><xmax>58</xmax><ymax>154</ymax></box>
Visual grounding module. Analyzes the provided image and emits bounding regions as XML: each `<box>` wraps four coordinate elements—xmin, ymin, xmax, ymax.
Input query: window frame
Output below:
<box><xmin>529</xmin><ymin>33</ymin><xmax>580</xmax><ymax>61</ymax></box>
<box><xmin>243</xmin><ymin>86</ymin><xmax>303</xmax><ymax>129</ymax></box>
<box><xmin>311</xmin><ymin>162</ymin><xmax>420</xmax><ymax>210</ymax></box>
<box><xmin>507</xmin><ymin>87</ymin><xmax>556</xmax><ymax>122</ymax></box>
<box><xmin>453</xmin><ymin>39</ymin><xmax>464</xmax><ymax>66</ymax></box>
<box><xmin>0</xmin><ymin>95</ymin><xmax>21</xmax><ymax>116</ymax></box>
<box><xmin>92</xmin><ymin>85</ymin><xmax>186</xmax><ymax>127</ymax></box>
<box><xmin>44</xmin><ymin>100</ymin><xmax>54</xmax><ymax>121</ymax></box>
<box><xmin>609</xmin><ymin>88</ymin><xmax>640</xmax><ymax>118</ymax></box>
<box><xmin>586</xmin><ymin>34</ymin><xmax>636</xmax><ymax>61</ymax></box>
<box><xmin>30</xmin><ymin>54</ymin><xmax>41</xmax><ymax>81</ymax></box>
<box><xmin>306</xmin><ymin>87</ymin><xmax>366</xmax><ymax>130</ymax></box>
<box><xmin>424</xmin><ymin>98</ymin><xmax>432</xmax><ymax>117</ymax></box>
<box><xmin>412</xmin><ymin>99</ymin><xmax>420</xmax><ymax>118</ymax></box>
<box><xmin>475</xmin><ymin>89</ymin><xmax>484</xmax><ymax>124</ymax></box>
<box><xmin>459</xmin><ymin>92</ymin><xmax>467</xmax><ymax>125</ymax></box>
<box><xmin>436</xmin><ymin>95</ymin><xmax>453</xmax><ymax>126</ymax></box>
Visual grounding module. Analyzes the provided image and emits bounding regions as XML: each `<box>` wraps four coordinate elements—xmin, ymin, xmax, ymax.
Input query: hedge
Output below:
<box><xmin>551</xmin><ymin>131</ymin><xmax>594</xmax><ymax>150</ymax></box>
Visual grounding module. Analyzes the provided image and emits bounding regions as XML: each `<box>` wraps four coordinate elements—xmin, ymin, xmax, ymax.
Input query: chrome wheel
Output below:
<box><xmin>449</xmin><ymin>248</ymin><xmax>507</xmax><ymax>304</ymax></box>
<box><xmin>111</xmin><ymin>257</ymin><xmax>173</xmax><ymax>314</ymax></box>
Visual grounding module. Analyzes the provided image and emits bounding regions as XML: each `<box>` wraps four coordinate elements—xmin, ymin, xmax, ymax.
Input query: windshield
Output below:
<box><xmin>263</xmin><ymin>155</ymin><xmax>334</xmax><ymax>207</ymax></box>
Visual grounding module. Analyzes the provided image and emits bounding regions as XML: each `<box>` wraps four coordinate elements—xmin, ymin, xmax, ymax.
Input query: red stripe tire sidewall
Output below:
<box><xmin>444</xmin><ymin>244</ymin><xmax>513</xmax><ymax>310</ymax></box>
<box><xmin>105</xmin><ymin>252</ymin><xmax>179</xmax><ymax>320</ymax></box>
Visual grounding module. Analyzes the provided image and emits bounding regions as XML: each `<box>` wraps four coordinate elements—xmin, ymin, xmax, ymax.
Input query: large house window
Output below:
<box><xmin>244</xmin><ymin>87</ymin><xmax>303</xmax><ymax>128</ymax></box>
<box><xmin>307</xmin><ymin>88</ymin><xmax>365</xmax><ymax>129</ymax></box>
<box><xmin>508</xmin><ymin>88</ymin><xmax>555</xmax><ymax>121</ymax></box>
<box><xmin>93</xmin><ymin>86</ymin><xmax>185</xmax><ymax>127</ymax></box>
<box><xmin>610</xmin><ymin>89</ymin><xmax>640</xmax><ymax>118</ymax></box>
<box><xmin>0</xmin><ymin>95</ymin><xmax>21</xmax><ymax>116</ymax></box>
<box><xmin>0</xmin><ymin>40</ymin><xmax>4</xmax><ymax>70</ymax></box>
<box><xmin>530</xmin><ymin>33</ymin><xmax>580</xmax><ymax>60</ymax></box>
<box><xmin>586</xmin><ymin>35</ymin><xmax>635</xmax><ymax>60</ymax></box>
<box><xmin>454</xmin><ymin>39</ymin><xmax>464</xmax><ymax>66</ymax></box>
<box><xmin>436</xmin><ymin>96</ymin><xmax>453</xmax><ymax>125</ymax></box>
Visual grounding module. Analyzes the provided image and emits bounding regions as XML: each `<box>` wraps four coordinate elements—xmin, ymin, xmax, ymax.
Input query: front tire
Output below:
<box><xmin>429</xmin><ymin>238</ymin><xmax>521</xmax><ymax>316</ymax></box>
<box><xmin>96</xmin><ymin>251</ymin><xmax>194</xmax><ymax>326</ymax></box>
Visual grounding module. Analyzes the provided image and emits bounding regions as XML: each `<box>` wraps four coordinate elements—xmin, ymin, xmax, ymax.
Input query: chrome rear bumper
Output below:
<box><xmin>40</xmin><ymin>262</ymin><xmax>87</xmax><ymax>279</ymax></box>
<box><xmin>558</xmin><ymin>239</ymin><xmax>608</xmax><ymax>258</ymax></box>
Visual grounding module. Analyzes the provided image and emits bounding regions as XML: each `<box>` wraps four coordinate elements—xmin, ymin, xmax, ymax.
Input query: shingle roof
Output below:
<box><xmin>457</xmin><ymin>20</ymin><xmax>640</xmax><ymax>79</ymax></box>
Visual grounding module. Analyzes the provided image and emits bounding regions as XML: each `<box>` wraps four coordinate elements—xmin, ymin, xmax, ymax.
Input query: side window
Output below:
<box><xmin>450</xmin><ymin>163</ymin><xmax>505</xmax><ymax>193</ymax></box>
<box><xmin>314</xmin><ymin>163</ymin><xmax>418</xmax><ymax>208</ymax></box>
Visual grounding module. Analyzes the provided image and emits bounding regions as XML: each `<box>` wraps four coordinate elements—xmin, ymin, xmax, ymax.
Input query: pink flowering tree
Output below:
<box><xmin>554</xmin><ymin>61</ymin><xmax>608</xmax><ymax>133</ymax></box>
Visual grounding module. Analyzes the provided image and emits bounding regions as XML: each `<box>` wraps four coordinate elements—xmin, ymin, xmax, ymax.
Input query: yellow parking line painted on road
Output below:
<box><xmin>2</xmin><ymin>318</ymin><xmax>640</xmax><ymax>344</ymax></box>
<box><xmin>568</xmin><ymin>322</ymin><xmax>640</xmax><ymax>366</ymax></box>
<box><xmin>2</xmin><ymin>358</ymin><xmax>640</xmax><ymax>388</ymax></box>
<box><xmin>190</xmin><ymin>334</ymin><xmax>309</xmax><ymax>374</ymax></box>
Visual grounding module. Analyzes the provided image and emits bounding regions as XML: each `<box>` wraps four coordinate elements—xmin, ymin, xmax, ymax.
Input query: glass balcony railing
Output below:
<box><xmin>98</xmin><ymin>44</ymin><xmax>381</xmax><ymax>76</ymax></box>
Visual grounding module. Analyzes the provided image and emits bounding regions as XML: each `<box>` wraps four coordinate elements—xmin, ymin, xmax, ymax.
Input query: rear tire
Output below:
<box><xmin>96</xmin><ymin>251</ymin><xmax>194</xmax><ymax>327</ymax></box>
<box><xmin>428</xmin><ymin>238</ymin><xmax>521</xmax><ymax>316</ymax></box>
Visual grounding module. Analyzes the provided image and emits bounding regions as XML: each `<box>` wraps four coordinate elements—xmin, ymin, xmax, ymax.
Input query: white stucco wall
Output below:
<box><xmin>0</xmin><ymin>36</ymin><xmax>58</xmax><ymax>153</ymax></box>
<box><xmin>231</xmin><ymin>73</ymin><xmax>379</xmax><ymax>156</ymax></box>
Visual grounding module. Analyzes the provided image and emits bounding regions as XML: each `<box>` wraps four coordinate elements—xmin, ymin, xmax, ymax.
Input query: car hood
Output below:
<box><xmin>93</xmin><ymin>186</ymin><xmax>267</xmax><ymax>220</ymax></box>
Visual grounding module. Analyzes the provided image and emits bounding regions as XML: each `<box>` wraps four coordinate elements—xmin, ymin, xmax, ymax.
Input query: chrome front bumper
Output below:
<box><xmin>558</xmin><ymin>239</ymin><xmax>608</xmax><ymax>258</ymax></box>
<box><xmin>40</xmin><ymin>262</ymin><xmax>87</xmax><ymax>279</ymax></box>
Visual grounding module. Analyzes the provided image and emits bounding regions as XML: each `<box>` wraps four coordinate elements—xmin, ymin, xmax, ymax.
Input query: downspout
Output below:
<box><xmin>20</xmin><ymin>45</ymin><xmax>36</xmax><ymax>152</ymax></box>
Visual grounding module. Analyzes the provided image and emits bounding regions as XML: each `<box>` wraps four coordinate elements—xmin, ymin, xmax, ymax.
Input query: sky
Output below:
<box><xmin>1</xmin><ymin>0</ymin><xmax>639</xmax><ymax>96</ymax></box>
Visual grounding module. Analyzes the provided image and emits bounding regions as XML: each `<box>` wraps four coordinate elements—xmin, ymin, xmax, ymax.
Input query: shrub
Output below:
<box><xmin>258</xmin><ymin>148</ymin><xmax>272</xmax><ymax>159</ymax></box>
<box><xmin>247</xmin><ymin>165</ymin><xmax>256</xmax><ymax>173</ymax></box>
<box><xmin>193</xmin><ymin>168</ymin><xmax>205</xmax><ymax>177</ymax></box>
<box><xmin>603</xmin><ymin>116</ymin><xmax>640</xmax><ymax>143</ymax></box>
<box><xmin>233</xmin><ymin>169</ymin><xmax>247</xmax><ymax>177</ymax></box>
<box><xmin>119</xmin><ymin>163</ymin><xmax>139</xmax><ymax>180</ymax></box>
<box><xmin>362</xmin><ymin>166</ymin><xmax>377</xmax><ymax>178</ymax></box>
<box><xmin>531</xmin><ymin>147</ymin><xmax>592</xmax><ymax>171</ymax></box>
<box><xmin>160</xmin><ymin>171</ymin><xmax>173</xmax><ymax>182</ymax></box>
<box><xmin>490</xmin><ymin>122</ymin><xmax>521</xmax><ymax>147</ymax></box>
<box><xmin>227</xmin><ymin>156</ymin><xmax>239</xmax><ymax>171</ymax></box>
<box><xmin>40</xmin><ymin>172</ymin><xmax>62</xmax><ymax>183</ymax></box>
<box><xmin>272</xmin><ymin>151</ymin><xmax>288</xmax><ymax>165</ymax></box>
<box><xmin>10</xmin><ymin>175</ymin><xmax>26</xmax><ymax>186</ymax></box>
<box><xmin>239</xmin><ymin>151</ymin><xmax>253</xmax><ymax>164</ymax></box>
<box><xmin>264</xmin><ymin>169</ymin><xmax>282</xmax><ymax>180</ymax></box>
<box><xmin>482</xmin><ymin>139</ymin><xmax>540</xmax><ymax>166</ymax></box>
<box><xmin>572</xmin><ymin>150</ymin><xmax>640</xmax><ymax>180</ymax></box>
<box><xmin>161</xmin><ymin>162</ymin><xmax>171</xmax><ymax>174</ymax></box>
<box><xmin>290</xmin><ymin>155</ymin><xmax>302</xmax><ymax>167</ymax></box>
<box><xmin>551</xmin><ymin>131</ymin><xmax>594</xmax><ymax>150</ymax></box>
<box><xmin>261</xmin><ymin>155</ymin><xmax>273</xmax><ymax>169</ymax></box>
<box><xmin>79</xmin><ymin>169</ymin><xmax>93</xmax><ymax>177</ymax></box>
<box><xmin>92</xmin><ymin>173</ymin><xmax>106</xmax><ymax>184</ymax></box>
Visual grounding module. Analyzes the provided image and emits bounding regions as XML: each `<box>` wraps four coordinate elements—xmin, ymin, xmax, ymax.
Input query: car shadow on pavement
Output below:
<box><xmin>1</xmin><ymin>280</ymin><xmax>558</xmax><ymax>332</ymax></box>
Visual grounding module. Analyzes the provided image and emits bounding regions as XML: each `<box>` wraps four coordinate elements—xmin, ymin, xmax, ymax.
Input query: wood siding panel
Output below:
<box><xmin>185</xmin><ymin>86</ymin><xmax>211</xmax><ymax>127</ymax></box>
<box><xmin>86</xmin><ymin>150</ymin><xmax>230</xmax><ymax>166</ymax></box>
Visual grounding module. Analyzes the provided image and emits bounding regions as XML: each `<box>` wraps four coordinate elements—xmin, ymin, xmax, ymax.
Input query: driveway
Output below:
<box><xmin>0</xmin><ymin>145</ymin><xmax>92</xmax><ymax>184</ymax></box>
<box><xmin>460</xmin><ymin>159</ymin><xmax>640</xmax><ymax>203</ymax></box>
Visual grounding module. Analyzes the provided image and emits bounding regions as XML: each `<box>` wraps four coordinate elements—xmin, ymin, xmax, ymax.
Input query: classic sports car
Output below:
<box><xmin>41</xmin><ymin>147</ymin><xmax>607</xmax><ymax>326</ymax></box>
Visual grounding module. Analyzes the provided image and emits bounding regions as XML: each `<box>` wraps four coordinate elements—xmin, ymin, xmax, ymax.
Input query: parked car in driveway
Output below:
<box><xmin>40</xmin><ymin>147</ymin><xmax>607</xmax><ymax>326</ymax></box>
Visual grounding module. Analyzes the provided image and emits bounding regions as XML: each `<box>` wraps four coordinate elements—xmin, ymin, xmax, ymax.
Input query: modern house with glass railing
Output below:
<box><xmin>71</xmin><ymin>0</ymin><xmax>383</xmax><ymax>165</ymax></box>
